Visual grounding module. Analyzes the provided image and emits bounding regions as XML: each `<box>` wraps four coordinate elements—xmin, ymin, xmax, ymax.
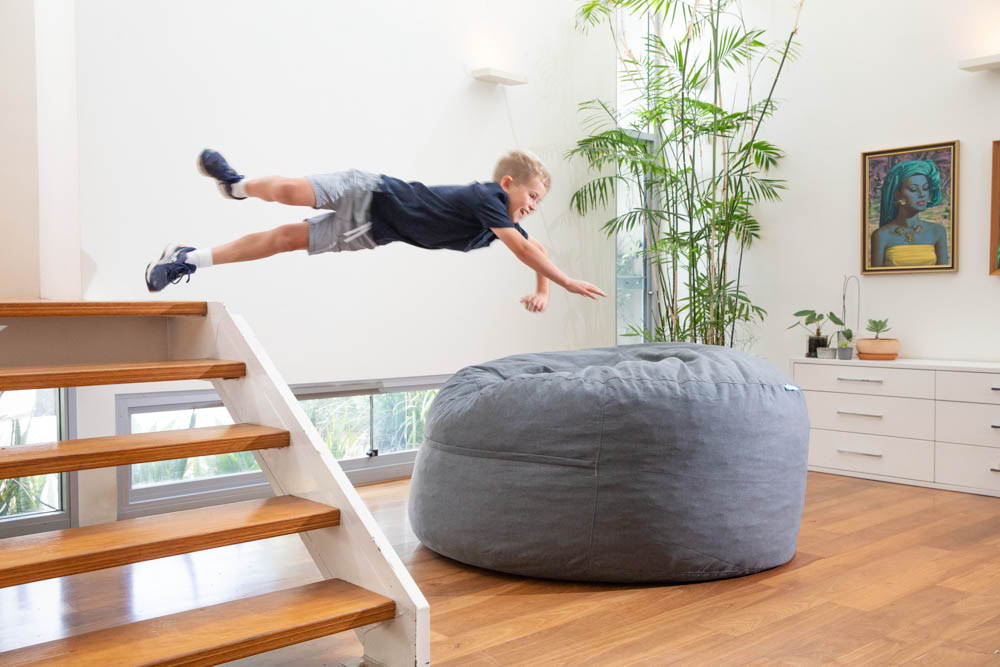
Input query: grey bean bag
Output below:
<box><xmin>408</xmin><ymin>343</ymin><xmax>809</xmax><ymax>583</ymax></box>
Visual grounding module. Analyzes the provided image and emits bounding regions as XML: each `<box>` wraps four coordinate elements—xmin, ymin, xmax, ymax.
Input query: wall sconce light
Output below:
<box><xmin>471</xmin><ymin>68</ymin><xmax>527</xmax><ymax>86</ymax></box>
<box><xmin>959</xmin><ymin>53</ymin><xmax>1000</xmax><ymax>72</ymax></box>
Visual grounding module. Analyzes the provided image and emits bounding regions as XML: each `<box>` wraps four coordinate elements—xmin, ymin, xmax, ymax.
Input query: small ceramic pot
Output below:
<box><xmin>807</xmin><ymin>335</ymin><xmax>829</xmax><ymax>358</ymax></box>
<box><xmin>816</xmin><ymin>346</ymin><xmax>837</xmax><ymax>359</ymax></box>
<box><xmin>837</xmin><ymin>346</ymin><xmax>854</xmax><ymax>360</ymax></box>
<box><xmin>855</xmin><ymin>338</ymin><xmax>900</xmax><ymax>360</ymax></box>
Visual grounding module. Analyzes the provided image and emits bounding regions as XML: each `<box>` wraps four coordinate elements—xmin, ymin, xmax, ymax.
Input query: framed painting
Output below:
<box><xmin>991</xmin><ymin>141</ymin><xmax>1000</xmax><ymax>276</ymax></box>
<box><xmin>861</xmin><ymin>140</ymin><xmax>958</xmax><ymax>274</ymax></box>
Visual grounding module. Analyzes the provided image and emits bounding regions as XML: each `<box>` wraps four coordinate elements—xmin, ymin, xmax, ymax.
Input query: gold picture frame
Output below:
<box><xmin>990</xmin><ymin>141</ymin><xmax>1000</xmax><ymax>276</ymax></box>
<box><xmin>861</xmin><ymin>140</ymin><xmax>958</xmax><ymax>275</ymax></box>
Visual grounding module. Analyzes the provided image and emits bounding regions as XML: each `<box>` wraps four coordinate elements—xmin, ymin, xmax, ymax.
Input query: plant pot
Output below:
<box><xmin>856</xmin><ymin>338</ymin><xmax>900</xmax><ymax>360</ymax></box>
<box><xmin>837</xmin><ymin>346</ymin><xmax>854</xmax><ymax>360</ymax></box>
<box><xmin>816</xmin><ymin>346</ymin><xmax>837</xmax><ymax>359</ymax></box>
<box><xmin>806</xmin><ymin>335</ymin><xmax>828</xmax><ymax>358</ymax></box>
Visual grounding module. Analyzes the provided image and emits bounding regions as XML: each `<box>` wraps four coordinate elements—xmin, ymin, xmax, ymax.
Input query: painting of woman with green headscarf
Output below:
<box><xmin>863</xmin><ymin>142</ymin><xmax>957</xmax><ymax>274</ymax></box>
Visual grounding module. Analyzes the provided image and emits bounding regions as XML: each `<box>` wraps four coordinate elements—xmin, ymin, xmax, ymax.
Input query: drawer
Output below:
<box><xmin>793</xmin><ymin>363</ymin><xmax>933</xmax><ymax>399</ymax></box>
<box><xmin>936</xmin><ymin>402</ymin><xmax>1000</xmax><ymax>449</ymax></box>
<box><xmin>808</xmin><ymin>429</ymin><xmax>933</xmax><ymax>481</ymax></box>
<box><xmin>935</xmin><ymin>442</ymin><xmax>1000</xmax><ymax>493</ymax></box>
<box><xmin>936</xmin><ymin>370</ymin><xmax>1000</xmax><ymax>404</ymax></box>
<box><xmin>804</xmin><ymin>391</ymin><xmax>934</xmax><ymax>440</ymax></box>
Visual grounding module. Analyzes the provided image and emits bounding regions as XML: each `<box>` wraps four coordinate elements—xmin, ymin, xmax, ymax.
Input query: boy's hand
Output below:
<box><xmin>520</xmin><ymin>293</ymin><xmax>549</xmax><ymax>313</ymax></box>
<box><xmin>564</xmin><ymin>279</ymin><xmax>606</xmax><ymax>300</ymax></box>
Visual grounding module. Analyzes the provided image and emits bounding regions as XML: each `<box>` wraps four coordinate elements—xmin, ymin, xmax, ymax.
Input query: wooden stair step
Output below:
<box><xmin>0</xmin><ymin>359</ymin><xmax>246</xmax><ymax>391</ymax></box>
<box><xmin>0</xmin><ymin>300</ymin><xmax>208</xmax><ymax>317</ymax></box>
<box><xmin>0</xmin><ymin>578</ymin><xmax>395</xmax><ymax>666</ymax></box>
<box><xmin>0</xmin><ymin>424</ymin><xmax>289</xmax><ymax>479</ymax></box>
<box><xmin>0</xmin><ymin>496</ymin><xmax>340</xmax><ymax>588</ymax></box>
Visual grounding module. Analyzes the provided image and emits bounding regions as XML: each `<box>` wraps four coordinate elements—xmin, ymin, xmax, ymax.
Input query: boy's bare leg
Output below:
<box><xmin>212</xmin><ymin>222</ymin><xmax>309</xmax><ymax>265</ymax></box>
<box><xmin>198</xmin><ymin>149</ymin><xmax>316</xmax><ymax>206</ymax></box>
<box><xmin>145</xmin><ymin>221</ymin><xmax>310</xmax><ymax>292</ymax></box>
<box><xmin>243</xmin><ymin>177</ymin><xmax>316</xmax><ymax>207</ymax></box>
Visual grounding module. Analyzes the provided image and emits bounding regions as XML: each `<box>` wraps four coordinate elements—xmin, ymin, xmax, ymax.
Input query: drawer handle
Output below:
<box><xmin>836</xmin><ymin>377</ymin><xmax>884</xmax><ymax>384</ymax></box>
<box><xmin>837</xmin><ymin>448</ymin><xmax>884</xmax><ymax>458</ymax></box>
<box><xmin>837</xmin><ymin>410</ymin><xmax>884</xmax><ymax>419</ymax></box>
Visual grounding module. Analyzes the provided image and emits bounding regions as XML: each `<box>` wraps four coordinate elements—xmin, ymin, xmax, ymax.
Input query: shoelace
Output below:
<box><xmin>167</xmin><ymin>262</ymin><xmax>196</xmax><ymax>285</ymax></box>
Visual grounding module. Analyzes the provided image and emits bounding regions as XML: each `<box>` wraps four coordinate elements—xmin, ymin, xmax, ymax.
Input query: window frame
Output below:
<box><xmin>615</xmin><ymin>130</ymin><xmax>656</xmax><ymax>342</ymax></box>
<box><xmin>116</xmin><ymin>375</ymin><xmax>450</xmax><ymax>519</ymax></box>
<box><xmin>115</xmin><ymin>390</ymin><xmax>270</xmax><ymax>520</ymax></box>
<box><xmin>0</xmin><ymin>388</ymin><xmax>78</xmax><ymax>538</ymax></box>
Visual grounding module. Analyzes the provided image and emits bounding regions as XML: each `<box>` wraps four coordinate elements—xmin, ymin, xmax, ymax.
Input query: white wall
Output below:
<box><xmin>35</xmin><ymin>0</ymin><xmax>82</xmax><ymax>300</ymax></box>
<box><xmin>71</xmin><ymin>0</ymin><xmax>617</xmax><ymax>383</ymax></box>
<box><xmin>741</xmin><ymin>0</ymin><xmax>1000</xmax><ymax>370</ymax></box>
<box><xmin>0</xmin><ymin>0</ymin><xmax>40</xmax><ymax>298</ymax></box>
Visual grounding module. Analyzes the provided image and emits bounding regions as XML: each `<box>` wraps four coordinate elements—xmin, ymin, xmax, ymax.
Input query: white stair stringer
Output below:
<box><xmin>167</xmin><ymin>303</ymin><xmax>429</xmax><ymax>667</ymax></box>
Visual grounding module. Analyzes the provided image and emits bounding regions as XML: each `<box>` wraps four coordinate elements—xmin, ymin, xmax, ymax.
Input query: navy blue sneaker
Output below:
<box><xmin>198</xmin><ymin>148</ymin><xmax>246</xmax><ymax>200</ymax></box>
<box><xmin>145</xmin><ymin>244</ymin><xmax>197</xmax><ymax>292</ymax></box>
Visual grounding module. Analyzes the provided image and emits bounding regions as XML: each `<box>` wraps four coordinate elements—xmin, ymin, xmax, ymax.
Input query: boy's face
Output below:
<box><xmin>499</xmin><ymin>175</ymin><xmax>548</xmax><ymax>223</ymax></box>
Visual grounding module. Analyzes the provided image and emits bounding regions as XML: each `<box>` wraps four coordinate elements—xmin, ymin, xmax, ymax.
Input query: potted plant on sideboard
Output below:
<box><xmin>855</xmin><ymin>318</ymin><xmax>900</xmax><ymax>360</ymax></box>
<box><xmin>789</xmin><ymin>310</ymin><xmax>845</xmax><ymax>358</ymax></box>
<box><xmin>837</xmin><ymin>327</ymin><xmax>854</xmax><ymax>360</ymax></box>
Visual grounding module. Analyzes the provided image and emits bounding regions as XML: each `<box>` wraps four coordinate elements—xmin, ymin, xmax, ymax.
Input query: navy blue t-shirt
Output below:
<box><xmin>369</xmin><ymin>177</ymin><xmax>528</xmax><ymax>252</ymax></box>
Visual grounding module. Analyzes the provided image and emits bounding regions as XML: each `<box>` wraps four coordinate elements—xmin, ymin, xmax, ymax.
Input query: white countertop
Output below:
<box><xmin>791</xmin><ymin>357</ymin><xmax>1000</xmax><ymax>373</ymax></box>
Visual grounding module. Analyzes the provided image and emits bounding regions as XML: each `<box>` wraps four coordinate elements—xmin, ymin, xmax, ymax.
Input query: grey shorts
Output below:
<box><xmin>305</xmin><ymin>170</ymin><xmax>383</xmax><ymax>255</ymax></box>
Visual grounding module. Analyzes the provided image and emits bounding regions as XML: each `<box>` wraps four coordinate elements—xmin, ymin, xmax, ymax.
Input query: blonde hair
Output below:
<box><xmin>493</xmin><ymin>150</ymin><xmax>551</xmax><ymax>190</ymax></box>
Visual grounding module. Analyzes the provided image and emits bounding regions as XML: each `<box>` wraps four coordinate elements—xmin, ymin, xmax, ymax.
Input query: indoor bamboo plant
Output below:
<box><xmin>571</xmin><ymin>0</ymin><xmax>803</xmax><ymax>347</ymax></box>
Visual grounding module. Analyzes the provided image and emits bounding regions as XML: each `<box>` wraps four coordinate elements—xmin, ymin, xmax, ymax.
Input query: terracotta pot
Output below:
<box><xmin>855</xmin><ymin>338</ymin><xmax>900</xmax><ymax>360</ymax></box>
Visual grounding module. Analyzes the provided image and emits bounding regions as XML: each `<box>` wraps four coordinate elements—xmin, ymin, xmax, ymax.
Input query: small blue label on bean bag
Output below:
<box><xmin>783</xmin><ymin>384</ymin><xmax>800</xmax><ymax>391</ymax></box>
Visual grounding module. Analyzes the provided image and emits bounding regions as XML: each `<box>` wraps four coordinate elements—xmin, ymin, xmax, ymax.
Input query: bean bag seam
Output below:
<box><xmin>629</xmin><ymin>465</ymin><xmax>807</xmax><ymax>482</ymax></box>
<box><xmin>423</xmin><ymin>438</ymin><xmax>595</xmax><ymax>469</ymax></box>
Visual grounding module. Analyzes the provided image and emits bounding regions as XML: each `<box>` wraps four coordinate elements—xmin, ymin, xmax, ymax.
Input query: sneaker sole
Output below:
<box><xmin>196</xmin><ymin>150</ymin><xmax>213</xmax><ymax>179</ymax></box>
<box><xmin>197</xmin><ymin>150</ymin><xmax>245</xmax><ymax>200</ymax></box>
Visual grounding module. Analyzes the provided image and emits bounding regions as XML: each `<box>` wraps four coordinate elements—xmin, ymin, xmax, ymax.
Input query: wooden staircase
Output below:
<box><xmin>0</xmin><ymin>301</ymin><xmax>428</xmax><ymax>666</ymax></box>
<box><xmin>3</xmin><ymin>580</ymin><xmax>396</xmax><ymax>666</ymax></box>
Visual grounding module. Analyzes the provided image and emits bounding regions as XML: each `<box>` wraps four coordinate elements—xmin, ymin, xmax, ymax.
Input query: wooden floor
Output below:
<box><xmin>3</xmin><ymin>472</ymin><xmax>1000</xmax><ymax>665</ymax></box>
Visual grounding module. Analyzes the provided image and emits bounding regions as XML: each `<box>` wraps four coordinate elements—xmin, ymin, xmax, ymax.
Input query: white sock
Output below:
<box><xmin>186</xmin><ymin>248</ymin><xmax>213</xmax><ymax>269</ymax></box>
<box><xmin>230</xmin><ymin>179</ymin><xmax>248</xmax><ymax>198</ymax></box>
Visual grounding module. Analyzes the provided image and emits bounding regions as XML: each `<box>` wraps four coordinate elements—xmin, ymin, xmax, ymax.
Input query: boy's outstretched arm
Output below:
<box><xmin>520</xmin><ymin>238</ymin><xmax>550</xmax><ymax>313</ymax></box>
<box><xmin>491</xmin><ymin>227</ymin><xmax>606</xmax><ymax>301</ymax></box>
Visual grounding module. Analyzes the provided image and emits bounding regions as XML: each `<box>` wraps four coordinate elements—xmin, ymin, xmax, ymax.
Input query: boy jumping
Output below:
<box><xmin>145</xmin><ymin>149</ymin><xmax>606</xmax><ymax>312</ymax></box>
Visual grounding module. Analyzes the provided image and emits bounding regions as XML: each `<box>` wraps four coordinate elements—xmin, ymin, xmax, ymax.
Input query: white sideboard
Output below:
<box><xmin>791</xmin><ymin>357</ymin><xmax>1000</xmax><ymax>498</ymax></box>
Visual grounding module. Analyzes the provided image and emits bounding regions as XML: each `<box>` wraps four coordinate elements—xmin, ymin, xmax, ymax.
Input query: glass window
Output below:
<box><xmin>119</xmin><ymin>381</ymin><xmax>444</xmax><ymax>518</ymax></box>
<box><xmin>300</xmin><ymin>394</ymin><xmax>371</xmax><ymax>460</ymax></box>
<box><xmin>299</xmin><ymin>389</ymin><xmax>438</xmax><ymax>459</ymax></box>
<box><xmin>0</xmin><ymin>389</ymin><xmax>63</xmax><ymax>519</ymax></box>
<box><xmin>129</xmin><ymin>405</ymin><xmax>257</xmax><ymax>487</ymax></box>
<box><xmin>373</xmin><ymin>389</ymin><xmax>437</xmax><ymax>455</ymax></box>
<box><xmin>616</xmin><ymin>166</ymin><xmax>649</xmax><ymax>344</ymax></box>
<box><xmin>616</xmin><ymin>226</ymin><xmax>646</xmax><ymax>344</ymax></box>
